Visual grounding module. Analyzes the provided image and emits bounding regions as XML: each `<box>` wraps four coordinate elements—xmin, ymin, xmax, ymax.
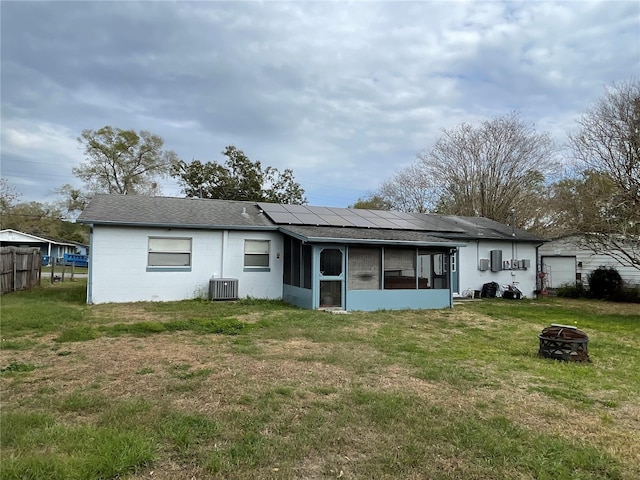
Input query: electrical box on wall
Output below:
<box><xmin>490</xmin><ymin>250</ymin><xmax>502</xmax><ymax>271</ymax></box>
<box><xmin>479</xmin><ymin>258</ymin><xmax>489</xmax><ymax>271</ymax></box>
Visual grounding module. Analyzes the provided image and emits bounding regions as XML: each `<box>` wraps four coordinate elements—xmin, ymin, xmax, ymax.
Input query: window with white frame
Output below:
<box><xmin>244</xmin><ymin>240</ymin><xmax>270</xmax><ymax>268</ymax></box>
<box><xmin>148</xmin><ymin>237</ymin><xmax>192</xmax><ymax>267</ymax></box>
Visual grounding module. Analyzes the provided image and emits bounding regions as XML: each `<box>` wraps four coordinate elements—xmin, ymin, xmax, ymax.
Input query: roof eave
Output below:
<box><xmin>80</xmin><ymin>220</ymin><xmax>279</xmax><ymax>231</ymax></box>
<box><xmin>279</xmin><ymin>229</ymin><xmax>464</xmax><ymax>247</ymax></box>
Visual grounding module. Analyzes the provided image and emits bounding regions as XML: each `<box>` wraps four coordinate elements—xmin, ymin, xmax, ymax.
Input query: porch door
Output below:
<box><xmin>319</xmin><ymin>247</ymin><xmax>344</xmax><ymax>308</ymax></box>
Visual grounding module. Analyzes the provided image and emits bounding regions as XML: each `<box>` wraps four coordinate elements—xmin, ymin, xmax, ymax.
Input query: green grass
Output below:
<box><xmin>1</xmin><ymin>281</ymin><xmax>639</xmax><ymax>479</ymax></box>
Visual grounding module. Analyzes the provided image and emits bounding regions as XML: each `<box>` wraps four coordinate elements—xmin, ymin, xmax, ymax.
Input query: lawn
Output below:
<box><xmin>1</xmin><ymin>281</ymin><xmax>639</xmax><ymax>480</ymax></box>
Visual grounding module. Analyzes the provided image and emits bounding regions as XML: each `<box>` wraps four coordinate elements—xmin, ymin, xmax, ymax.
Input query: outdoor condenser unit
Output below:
<box><xmin>209</xmin><ymin>278</ymin><xmax>239</xmax><ymax>301</ymax></box>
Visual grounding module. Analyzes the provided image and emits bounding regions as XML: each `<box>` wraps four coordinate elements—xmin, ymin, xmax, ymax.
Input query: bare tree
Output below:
<box><xmin>0</xmin><ymin>177</ymin><xmax>21</xmax><ymax>215</ymax></box>
<box><xmin>418</xmin><ymin>113</ymin><xmax>557</xmax><ymax>226</ymax></box>
<box><xmin>376</xmin><ymin>163</ymin><xmax>439</xmax><ymax>213</ymax></box>
<box><xmin>569</xmin><ymin>79</ymin><xmax>640</xmax><ymax>269</ymax></box>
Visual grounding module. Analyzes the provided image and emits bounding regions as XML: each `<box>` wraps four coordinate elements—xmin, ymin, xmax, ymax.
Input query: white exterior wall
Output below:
<box><xmin>88</xmin><ymin>226</ymin><xmax>283</xmax><ymax>304</ymax></box>
<box><xmin>457</xmin><ymin>239</ymin><xmax>540</xmax><ymax>297</ymax></box>
<box><xmin>539</xmin><ymin>237</ymin><xmax>640</xmax><ymax>287</ymax></box>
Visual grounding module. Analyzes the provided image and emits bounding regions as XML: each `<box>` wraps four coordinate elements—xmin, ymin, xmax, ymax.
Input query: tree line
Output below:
<box><xmin>1</xmin><ymin>79</ymin><xmax>637</xmax><ymax>269</ymax></box>
<box><xmin>353</xmin><ymin>79</ymin><xmax>639</xmax><ymax>270</ymax></box>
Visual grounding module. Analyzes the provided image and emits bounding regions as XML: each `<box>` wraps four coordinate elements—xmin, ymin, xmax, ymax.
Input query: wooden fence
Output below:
<box><xmin>1</xmin><ymin>246</ymin><xmax>42</xmax><ymax>294</ymax></box>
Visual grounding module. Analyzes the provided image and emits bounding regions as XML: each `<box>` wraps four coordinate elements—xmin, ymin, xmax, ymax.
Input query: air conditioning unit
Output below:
<box><xmin>209</xmin><ymin>278</ymin><xmax>239</xmax><ymax>301</ymax></box>
<box><xmin>478</xmin><ymin>258</ymin><xmax>490</xmax><ymax>271</ymax></box>
<box><xmin>521</xmin><ymin>259</ymin><xmax>531</xmax><ymax>269</ymax></box>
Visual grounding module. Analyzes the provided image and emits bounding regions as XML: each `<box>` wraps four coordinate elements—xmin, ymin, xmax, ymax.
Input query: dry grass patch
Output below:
<box><xmin>2</xmin><ymin>283</ymin><xmax>638</xmax><ymax>479</ymax></box>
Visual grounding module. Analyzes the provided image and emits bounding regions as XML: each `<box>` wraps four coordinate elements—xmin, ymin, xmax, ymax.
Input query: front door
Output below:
<box><xmin>319</xmin><ymin>247</ymin><xmax>344</xmax><ymax>308</ymax></box>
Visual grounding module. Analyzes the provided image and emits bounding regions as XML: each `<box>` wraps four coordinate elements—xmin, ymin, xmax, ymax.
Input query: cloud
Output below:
<box><xmin>1</xmin><ymin>0</ymin><xmax>638</xmax><ymax>208</ymax></box>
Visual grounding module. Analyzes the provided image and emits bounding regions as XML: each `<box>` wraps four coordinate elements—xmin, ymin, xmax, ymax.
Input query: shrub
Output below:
<box><xmin>612</xmin><ymin>285</ymin><xmax>640</xmax><ymax>303</ymax></box>
<box><xmin>556</xmin><ymin>283</ymin><xmax>587</xmax><ymax>298</ymax></box>
<box><xmin>587</xmin><ymin>267</ymin><xmax>624</xmax><ymax>300</ymax></box>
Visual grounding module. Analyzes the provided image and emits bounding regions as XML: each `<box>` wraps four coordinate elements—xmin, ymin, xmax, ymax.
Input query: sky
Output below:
<box><xmin>1</xmin><ymin>1</ymin><xmax>639</xmax><ymax>210</ymax></box>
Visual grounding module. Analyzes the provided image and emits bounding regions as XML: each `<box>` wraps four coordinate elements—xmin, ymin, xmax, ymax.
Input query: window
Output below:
<box><xmin>244</xmin><ymin>240</ymin><xmax>270</xmax><ymax>268</ymax></box>
<box><xmin>283</xmin><ymin>238</ymin><xmax>311</xmax><ymax>289</ymax></box>
<box><xmin>148</xmin><ymin>237</ymin><xmax>191</xmax><ymax>268</ymax></box>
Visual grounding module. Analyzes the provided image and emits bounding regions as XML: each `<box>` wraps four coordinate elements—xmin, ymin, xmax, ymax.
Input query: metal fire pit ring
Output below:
<box><xmin>538</xmin><ymin>324</ymin><xmax>590</xmax><ymax>362</ymax></box>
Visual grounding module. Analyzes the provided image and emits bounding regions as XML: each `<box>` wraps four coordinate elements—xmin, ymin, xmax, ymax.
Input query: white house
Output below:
<box><xmin>77</xmin><ymin>195</ymin><xmax>545</xmax><ymax>309</ymax></box>
<box><xmin>539</xmin><ymin>236</ymin><xmax>640</xmax><ymax>288</ymax></box>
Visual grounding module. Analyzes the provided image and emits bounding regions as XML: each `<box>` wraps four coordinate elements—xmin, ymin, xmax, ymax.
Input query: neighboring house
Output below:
<box><xmin>539</xmin><ymin>236</ymin><xmax>640</xmax><ymax>288</ymax></box>
<box><xmin>77</xmin><ymin>195</ymin><xmax>544</xmax><ymax>310</ymax></box>
<box><xmin>0</xmin><ymin>229</ymin><xmax>85</xmax><ymax>265</ymax></box>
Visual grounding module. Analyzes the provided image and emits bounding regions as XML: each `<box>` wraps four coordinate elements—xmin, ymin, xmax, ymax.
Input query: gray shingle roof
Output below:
<box><xmin>77</xmin><ymin>195</ymin><xmax>545</xmax><ymax>243</ymax></box>
<box><xmin>278</xmin><ymin>225</ymin><xmax>462</xmax><ymax>247</ymax></box>
<box><xmin>432</xmin><ymin>215</ymin><xmax>545</xmax><ymax>242</ymax></box>
<box><xmin>77</xmin><ymin>195</ymin><xmax>276</xmax><ymax>230</ymax></box>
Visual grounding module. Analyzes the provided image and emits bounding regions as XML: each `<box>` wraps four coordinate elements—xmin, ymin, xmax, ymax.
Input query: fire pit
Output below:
<box><xmin>538</xmin><ymin>324</ymin><xmax>589</xmax><ymax>362</ymax></box>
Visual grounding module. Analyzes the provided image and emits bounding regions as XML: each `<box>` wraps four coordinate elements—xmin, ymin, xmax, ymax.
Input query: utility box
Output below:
<box><xmin>478</xmin><ymin>258</ymin><xmax>490</xmax><ymax>271</ymax></box>
<box><xmin>490</xmin><ymin>250</ymin><xmax>502</xmax><ymax>272</ymax></box>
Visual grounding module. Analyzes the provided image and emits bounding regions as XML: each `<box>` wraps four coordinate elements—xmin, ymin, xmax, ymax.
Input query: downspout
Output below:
<box><xmin>535</xmin><ymin>242</ymin><xmax>544</xmax><ymax>291</ymax></box>
<box><xmin>220</xmin><ymin>230</ymin><xmax>228</xmax><ymax>278</ymax></box>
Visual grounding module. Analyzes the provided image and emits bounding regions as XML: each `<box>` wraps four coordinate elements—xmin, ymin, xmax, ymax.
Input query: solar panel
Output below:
<box><xmin>258</xmin><ymin>202</ymin><xmax>463</xmax><ymax>232</ymax></box>
<box><xmin>292</xmin><ymin>213</ymin><xmax>330</xmax><ymax>225</ymax></box>
<box><xmin>306</xmin><ymin>206</ymin><xmax>335</xmax><ymax>215</ymax></box>
<box><xmin>318</xmin><ymin>214</ymin><xmax>353</xmax><ymax>226</ymax></box>
<box><xmin>339</xmin><ymin>215</ymin><xmax>377</xmax><ymax>227</ymax></box>
<box><xmin>369</xmin><ymin>218</ymin><xmax>399</xmax><ymax>229</ymax></box>
<box><xmin>355</xmin><ymin>209</ymin><xmax>384</xmax><ymax>218</ymax></box>
<box><xmin>282</xmin><ymin>204</ymin><xmax>310</xmax><ymax>213</ymax></box>
<box><xmin>258</xmin><ymin>202</ymin><xmax>287</xmax><ymax>213</ymax></box>
<box><xmin>388</xmin><ymin>219</ymin><xmax>420</xmax><ymax>229</ymax></box>
<box><xmin>266</xmin><ymin>212</ymin><xmax>300</xmax><ymax>224</ymax></box>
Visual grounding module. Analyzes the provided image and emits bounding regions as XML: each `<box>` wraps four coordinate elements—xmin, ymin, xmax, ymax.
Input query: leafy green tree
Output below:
<box><xmin>349</xmin><ymin>195</ymin><xmax>393</xmax><ymax>210</ymax></box>
<box><xmin>172</xmin><ymin>146</ymin><xmax>306</xmax><ymax>204</ymax></box>
<box><xmin>74</xmin><ymin>126</ymin><xmax>179</xmax><ymax>196</ymax></box>
<box><xmin>1</xmin><ymin>201</ymin><xmax>88</xmax><ymax>244</ymax></box>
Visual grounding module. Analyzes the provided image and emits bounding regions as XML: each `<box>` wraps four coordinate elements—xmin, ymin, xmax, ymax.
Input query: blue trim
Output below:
<box><xmin>283</xmin><ymin>284</ymin><xmax>313</xmax><ymax>309</ymax></box>
<box><xmin>146</xmin><ymin>267</ymin><xmax>192</xmax><ymax>272</ymax></box>
<box><xmin>243</xmin><ymin>267</ymin><xmax>271</xmax><ymax>272</ymax></box>
<box><xmin>347</xmin><ymin>289</ymin><xmax>452</xmax><ymax>311</ymax></box>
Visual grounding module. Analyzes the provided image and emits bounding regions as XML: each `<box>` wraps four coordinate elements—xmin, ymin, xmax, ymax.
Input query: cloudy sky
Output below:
<box><xmin>1</xmin><ymin>1</ymin><xmax>638</xmax><ymax>209</ymax></box>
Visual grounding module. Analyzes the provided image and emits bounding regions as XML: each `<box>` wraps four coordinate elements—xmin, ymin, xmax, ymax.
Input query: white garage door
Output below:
<box><xmin>542</xmin><ymin>256</ymin><xmax>576</xmax><ymax>288</ymax></box>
